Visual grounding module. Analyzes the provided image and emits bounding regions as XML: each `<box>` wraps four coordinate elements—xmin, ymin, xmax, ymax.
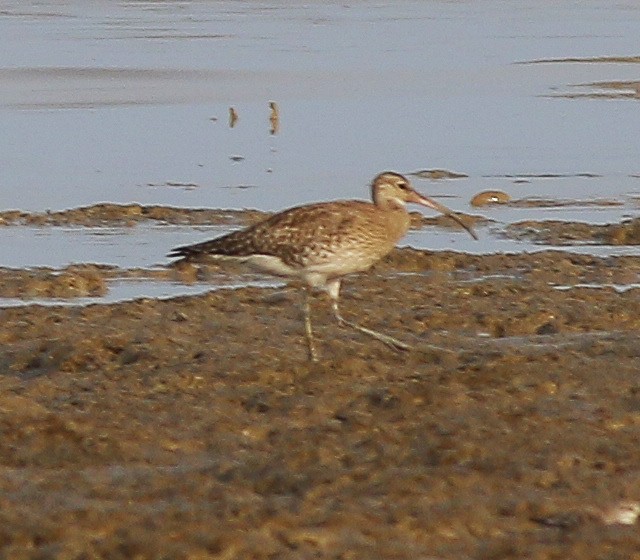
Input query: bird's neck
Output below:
<box><xmin>374</xmin><ymin>199</ymin><xmax>411</xmax><ymax>242</ymax></box>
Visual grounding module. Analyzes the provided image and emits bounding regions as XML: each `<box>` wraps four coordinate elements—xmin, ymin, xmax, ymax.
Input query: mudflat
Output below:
<box><xmin>1</xmin><ymin>246</ymin><xmax>640</xmax><ymax>559</ymax></box>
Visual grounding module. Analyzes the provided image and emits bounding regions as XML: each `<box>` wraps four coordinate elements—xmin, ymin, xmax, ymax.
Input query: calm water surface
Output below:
<box><xmin>1</xmin><ymin>0</ymin><xmax>639</xmax><ymax>279</ymax></box>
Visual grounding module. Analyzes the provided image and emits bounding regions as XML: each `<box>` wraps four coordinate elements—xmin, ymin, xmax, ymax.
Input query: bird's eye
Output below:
<box><xmin>397</xmin><ymin>182</ymin><xmax>408</xmax><ymax>190</ymax></box>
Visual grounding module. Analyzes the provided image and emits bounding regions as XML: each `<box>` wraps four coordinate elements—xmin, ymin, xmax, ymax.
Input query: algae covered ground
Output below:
<box><xmin>1</xmin><ymin>244</ymin><xmax>640</xmax><ymax>559</ymax></box>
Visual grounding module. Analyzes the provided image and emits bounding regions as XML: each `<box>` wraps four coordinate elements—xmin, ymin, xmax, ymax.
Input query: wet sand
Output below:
<box><xmin>1</xmin><ymin>212</ymin><xmax>640</xmax><ymax>557</ymax></box>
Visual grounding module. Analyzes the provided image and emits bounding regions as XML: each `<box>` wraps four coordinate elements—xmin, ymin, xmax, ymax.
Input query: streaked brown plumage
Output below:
<box><xmin>169</xmin><ymin>172</ymin><xmax>477</xmax><ymax>361</ymax></box>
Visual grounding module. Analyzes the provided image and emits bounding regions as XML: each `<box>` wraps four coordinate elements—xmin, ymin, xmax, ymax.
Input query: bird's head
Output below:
<box><xmin>371</xmin><ymin>172</ymin><xmax>478</xmax><ymax>240</ymax></box>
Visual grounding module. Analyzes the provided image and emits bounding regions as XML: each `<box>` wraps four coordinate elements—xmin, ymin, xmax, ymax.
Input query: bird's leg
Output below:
<box><xmin>327</xmin><ymin>279</ymin><xmax>411</xmax><ymax>352</ymax></box>
<box><xmin>301</xmin><ymin>288</ymin><xmax>319</xmax><ymax>362</ymax></box>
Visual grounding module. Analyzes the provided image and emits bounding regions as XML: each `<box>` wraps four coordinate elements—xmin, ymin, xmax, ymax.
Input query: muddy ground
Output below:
<box><xmin>1</xmin><ymin>204</ymin><xmax>640</xmax><ymax>559</ymax></box>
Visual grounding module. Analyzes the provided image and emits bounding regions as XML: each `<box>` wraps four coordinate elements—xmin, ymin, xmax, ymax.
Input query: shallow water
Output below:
<box><xmin>0</xmin><ymin>277</ymin><xmax>282</xmax><ymax>308</ymax></box>
<box><xmin>3</xmin><ymin>0</ymin><xmax>640</xmax><ymax>211</ymax></box>
<box><xmin>0</xmin><ymin>224</ymin><xmax>229</xmax><ymax>269</ymax></box>
<box><xmin>1</xmin><ymin>0</ymin><xmax>639</xmax><ymax>301</ymax></box>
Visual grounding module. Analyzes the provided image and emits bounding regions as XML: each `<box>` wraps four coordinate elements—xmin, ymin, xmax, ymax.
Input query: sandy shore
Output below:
<box><xmin>1</xmin><ymin>238</ymin><xmax>640</xmax><ymax>557</ymax></box>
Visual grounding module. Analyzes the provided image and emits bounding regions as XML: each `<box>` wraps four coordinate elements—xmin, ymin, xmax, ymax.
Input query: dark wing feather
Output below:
<box><xmin>167</xmin><ymin>201</ymin><xmax>371</xmax><ymax>263</ymax></box>
<box><xmin>168</xmin><ymin>225</ymin><xmax>273</xmax><ymax>259</ymax></box>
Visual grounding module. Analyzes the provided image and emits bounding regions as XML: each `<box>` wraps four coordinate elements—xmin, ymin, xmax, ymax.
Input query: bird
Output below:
<box><xmin>168</xmin><ymin>172</ymin><xmax>477</xmax><ymax>361</ymax></box>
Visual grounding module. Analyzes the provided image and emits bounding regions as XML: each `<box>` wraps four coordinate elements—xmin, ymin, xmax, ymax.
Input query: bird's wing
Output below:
<box><xmin>168</xmin><ymin>201</ymin><xmax>375</xmax><ymax>263</ymax></box>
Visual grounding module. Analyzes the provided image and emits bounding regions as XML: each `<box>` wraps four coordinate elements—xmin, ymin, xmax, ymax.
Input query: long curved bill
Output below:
<box><xmin>408</xmin><ymin>190</ymin><xmax>478</xmax><ymax>240</ymax></box>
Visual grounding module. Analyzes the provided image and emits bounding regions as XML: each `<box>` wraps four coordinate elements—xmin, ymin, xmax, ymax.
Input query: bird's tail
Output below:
<box><xmin>167</xmin><ymin>232</ymin><xmax>254</xmax><ymax>260</ymax></box>
<box><xmin>167</xmin><ymin>242</ymin><xmax>208</xmax><ymax>260</ymax></box>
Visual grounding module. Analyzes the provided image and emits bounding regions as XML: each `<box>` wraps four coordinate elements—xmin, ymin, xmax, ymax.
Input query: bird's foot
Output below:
<box><xmin>307</xmin><ymin>345</ymin><xmax>319</xmax><ymax>362</ymax></box>
<box><xmin>338</xmin><ymin>318</ymin><xmax>411</xmax><ymax>352</ymax></box>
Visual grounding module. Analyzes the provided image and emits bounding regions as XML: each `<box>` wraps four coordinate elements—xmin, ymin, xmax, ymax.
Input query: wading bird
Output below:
<box><xmin>169</xmin><ymin>172</ymin><xmax>477</xmax><ymax>361</ymax></box>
